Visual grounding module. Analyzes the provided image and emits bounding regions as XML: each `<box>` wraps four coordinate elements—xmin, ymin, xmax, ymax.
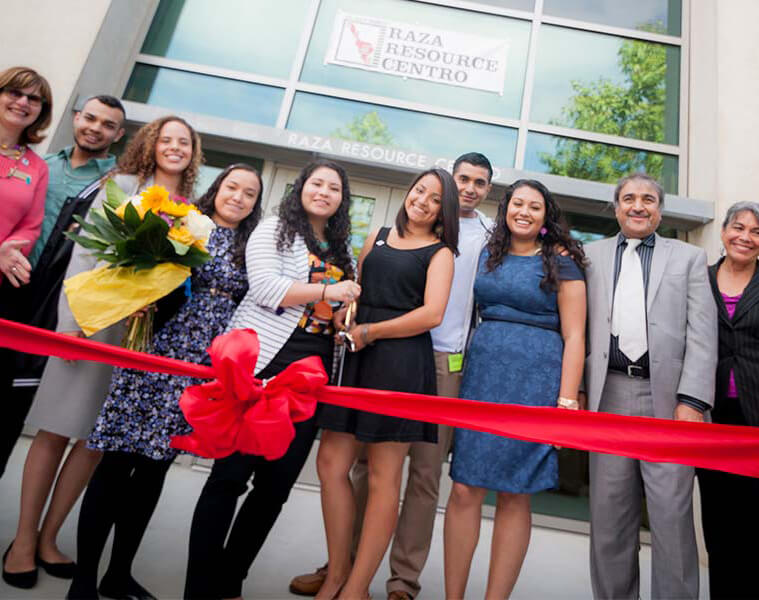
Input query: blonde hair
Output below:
<box><xmin>0</xmin><ymin>66</ymin><xmax>53</xmax><ymax>145</ymax></box>
<box><xmin>116</xmin><ymin>115</ymin><xmax>203</xmax><ymax>198</ymax></box>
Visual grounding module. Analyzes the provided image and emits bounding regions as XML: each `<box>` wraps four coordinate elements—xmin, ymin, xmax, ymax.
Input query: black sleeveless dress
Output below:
<box><xmin>318</xmin><ymin>227</ymin><xmax>443</xmax><ymax>443</ymax></box>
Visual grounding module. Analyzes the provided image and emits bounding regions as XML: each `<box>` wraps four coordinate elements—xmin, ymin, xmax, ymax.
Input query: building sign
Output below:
<box><xmin>325</xmin><ymin>11</ymin><xmax>509</xmax><ymax>94</ymax></box>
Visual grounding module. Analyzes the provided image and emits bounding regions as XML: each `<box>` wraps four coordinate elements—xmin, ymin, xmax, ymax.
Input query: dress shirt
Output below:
<box><xmin>609</xmin><ymin>232</ymin><xmax>708</xmax><ymax>412</ymax></box>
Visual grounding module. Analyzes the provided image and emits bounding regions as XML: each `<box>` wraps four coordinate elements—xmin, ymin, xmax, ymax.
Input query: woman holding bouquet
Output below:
<box><xmin>5</xmin><ymin>116</ymin><xmax>201</xmax><ymax>594</ymax></box>
<box><xmin>184</xmin><ymin>159</ymin><xmax>361</xmax><ymax>600</ymax></box>
<box><xmin>315</xmin><ymin>168</ymin><xmax>459</xmax><ymax>600</ymax></box>
<box><xmin>64</xmin><ymin>162</ymin><xmax>262</xmax><ymax>600</ymax></box>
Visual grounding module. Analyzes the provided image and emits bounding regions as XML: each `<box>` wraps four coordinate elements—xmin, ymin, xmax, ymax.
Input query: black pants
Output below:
<box><xmin>68</xmin><ymin>451</ymin><xmax>172</xmax><ymax>597</ymax></box>
<box><xmin>184</xmin><ymin>328</ymin><xmax>331</xmax><ymax>599</ymax></box>
<box><xmin>697</xmin><ymin>397</ymin><xmax>759</xmax><ymax>600</ymax></box>
<box><xmin>0</xmin><ymin>284</ymin><xmax>32</xmax><ymax>478</ymax></box>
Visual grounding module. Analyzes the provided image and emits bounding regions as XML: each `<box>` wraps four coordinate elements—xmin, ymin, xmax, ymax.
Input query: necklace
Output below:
<box><xmin>0</xmin><ymin>143</ymin><xmax>25</xmax><ymax>160</ymax></box>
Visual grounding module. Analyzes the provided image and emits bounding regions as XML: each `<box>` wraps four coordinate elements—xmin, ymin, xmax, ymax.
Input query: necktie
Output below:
<box><xmin>611</xmin><ymin>238</ymin><xmax>647</xmax><ymax>362</ymax></box>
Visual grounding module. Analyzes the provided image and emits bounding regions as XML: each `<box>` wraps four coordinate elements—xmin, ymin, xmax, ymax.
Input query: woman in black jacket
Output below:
<box><xmin>698</xmin><ymin>200</ymin><xmax>759</xmax><ymax>600</ymax></box>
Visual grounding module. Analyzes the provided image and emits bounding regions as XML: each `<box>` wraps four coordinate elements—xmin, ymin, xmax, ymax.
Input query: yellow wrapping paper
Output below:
<box><xmin>63</xmin><ymin>263</ymin><xmax>191</xmax><ymax>336</ymax></box>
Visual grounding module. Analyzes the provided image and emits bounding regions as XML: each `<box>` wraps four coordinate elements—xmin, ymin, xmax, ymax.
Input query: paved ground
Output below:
<box><xmin>0</xmin><ymin>437</ymin><xmax>707</xmax><ymax>599</ymax></box>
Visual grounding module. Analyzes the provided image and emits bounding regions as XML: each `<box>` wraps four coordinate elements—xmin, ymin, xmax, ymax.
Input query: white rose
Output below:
<box><xmin>185</xmin><ymin>210</ymin><xmax>216</xmax><ymax>242</ymax></box>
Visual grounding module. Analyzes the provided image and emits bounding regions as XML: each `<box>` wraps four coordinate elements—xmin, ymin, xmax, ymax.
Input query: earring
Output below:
<box><xmin>539</xmin><ymin>226</ymin><xmax>548</xmax><ymax>237</ymax></box>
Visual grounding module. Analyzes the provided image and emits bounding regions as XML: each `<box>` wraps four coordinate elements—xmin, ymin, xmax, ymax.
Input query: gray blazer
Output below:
<box><xmin>583</xmin><ymin>233</ymin><xmax>718</xmax><ymax>419</ymax></box>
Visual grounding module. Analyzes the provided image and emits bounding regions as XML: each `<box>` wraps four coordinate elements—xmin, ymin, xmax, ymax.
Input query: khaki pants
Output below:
<box><xmin>351</xmin><ymin>351</ymin><xmax>461</xmax><ymax>597</ymax></box>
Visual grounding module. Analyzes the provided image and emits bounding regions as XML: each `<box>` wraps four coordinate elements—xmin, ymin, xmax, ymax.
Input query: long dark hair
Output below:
<box><xmin>276</xmin><ymin>159</ymin><xmax>354</xmax><ymax>280</ymax></box>
<box><xmin>486</xmin><ymin>179</ymin><xmax>586</xmax><ymax>291</ymax></box>
<box><xmin>196</xmin><ymin>163</ymin><xmax>263</xmax><ymax>266</ymax></box>
<box><xmin>395</xmin><ymin>168</ymin><xmax>460</xmax><ymax>256</ymax></box>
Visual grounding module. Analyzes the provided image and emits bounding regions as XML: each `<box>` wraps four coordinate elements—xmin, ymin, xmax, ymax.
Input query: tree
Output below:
<box><xmin>331</xmin><ymin>111</ymin><xmax>394</xmax><ymax>145</ymax></box>
<box><xmin>540</xmin><ymin>23</ymin><xmax>674</xmax><ymax>186</ymax></box>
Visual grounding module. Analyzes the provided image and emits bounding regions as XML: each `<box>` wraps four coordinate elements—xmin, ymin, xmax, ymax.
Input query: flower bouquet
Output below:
<box><xmin>64</xmin><ymin>180</ymin><xmax>215</xmax><ymax>350</ymax></box>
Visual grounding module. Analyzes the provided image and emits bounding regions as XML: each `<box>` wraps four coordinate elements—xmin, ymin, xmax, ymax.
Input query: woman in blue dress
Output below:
<box><xmin>443</xmin><ymin>179</ymin><xmax>587</xmax><ymax>599</ymax></box>
<box><xmin>66</xmin><ymin>164</ymin><xmax>263</xmax><ymax>600</ymax></box>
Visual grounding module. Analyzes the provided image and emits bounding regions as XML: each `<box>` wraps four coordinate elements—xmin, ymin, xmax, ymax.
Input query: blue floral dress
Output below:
<box><xmin>450</xmin><ymin>251</ymin><xmax>584</xmax><ymax>493</ymax></box>
<box><xmin>87</xmin><ymin>227</ymin><xmax>248</xmax><ymax>460</ymax></box>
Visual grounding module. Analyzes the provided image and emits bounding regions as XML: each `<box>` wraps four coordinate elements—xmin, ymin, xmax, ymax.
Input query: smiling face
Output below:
<box><xmin>72</xmin><ymin>98</ymin><xmax>125</xmax><ymax>154</ymax></box>
<box><xmin>615</xmin><ymin>178</ymin><xmax>662</xmax><ymax>239</ymax></box>
<box><xmin>404</xmin><ymin>173</ymin><xmax>443</xmax><ymax>229</ymax></box>
<box><xmin>301</xmin><ymin>167</ymin><xmax>343</xmax><ymax>221</ymax></box>
<box><xmin>212</xmin><ymin>169</ymin><xmax>261</xmax><ymax>229</ymax></box>
<box><xmin>0</xmin><ymin>85</ymin><xmax>43</xmax><ymax>138</ymax></box>
<box><xmin>506</xmin><ymin>185</ymin><xmax>546</xmax><ymax>241</ymax></box>
<box><xmin>154</xmin><ymin>120</ymin><xmax>193</xmax><ymax>176</ymax></box>
<box><xmin>453</xmin><ymin>162</ymin><xmax>491</xmax><ymax>217</ymax></box>
<box><xmin>722</xmin><ymin>210</ymin><xmax>759</xmax><ymax>266</ymax></box>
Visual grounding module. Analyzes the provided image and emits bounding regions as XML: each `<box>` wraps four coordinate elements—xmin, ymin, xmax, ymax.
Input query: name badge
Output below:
<box><xmin>448</xmin><ymin>352</ymin><xmax>463</xmax><ymax>373</ymax></box>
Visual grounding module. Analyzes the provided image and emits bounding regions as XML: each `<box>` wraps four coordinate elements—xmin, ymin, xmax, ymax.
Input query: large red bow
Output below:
<box><xmin>170</xmin><ymin>329</ymin><xmax>325</xmax><ymax>460</ymax></box>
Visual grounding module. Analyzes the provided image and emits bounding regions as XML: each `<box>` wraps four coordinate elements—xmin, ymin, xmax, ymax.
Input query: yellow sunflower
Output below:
<box><xmin>159</xmin><ymin>198</ymin><xmax>197</xmax><ymax>218</ymax></box>
<box><xmin>168</xmin><ymin>225</ymin><xmax>195</xmax><ymax>246</ymax></box>
<box><xmin>140</xmin><ymin>186</ymin><xmax>170</xmax><ymax>215</ymax></box>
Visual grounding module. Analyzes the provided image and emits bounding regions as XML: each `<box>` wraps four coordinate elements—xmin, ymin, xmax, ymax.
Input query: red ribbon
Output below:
<box><xmin>169</xmin><ymin>329</ymin><xmax>325</xmax><ymax>460</ymax></box>
<box><xmin>3</xmin><ymin>318</ymin><xmax>759</xmax><ymax>477</ymax></box>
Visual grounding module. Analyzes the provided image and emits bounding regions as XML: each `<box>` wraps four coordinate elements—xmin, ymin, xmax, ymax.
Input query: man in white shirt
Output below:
<box><xmin>290</xmin><ymin>153</ymin><xmax>494</xmax><ymax>600</ymax></box>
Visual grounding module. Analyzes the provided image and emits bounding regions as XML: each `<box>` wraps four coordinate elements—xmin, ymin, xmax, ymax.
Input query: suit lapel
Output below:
<box><xmin>600</xmin><ymin>236</ymin><xmax>617</xmax><ymax>312</ymax></box>
<box><xmin>733</xmin><ymin>262</ymin><xmax>759</xmax><ymax>322</ymax></box>
<box><xmin>647</xmin><ymin>234</ymin><xmax>672</xmax><ymax>311</ymax></box>
<box><xmin>709</xmin><ymin>261</ymin><xmax>732</xmax><ymax>326</ymax></box>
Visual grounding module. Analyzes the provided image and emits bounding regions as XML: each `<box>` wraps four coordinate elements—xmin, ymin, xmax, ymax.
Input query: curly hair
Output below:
<box><xmin>116</xmin><ymin>115</ymin><xmax>203</xmax><ymax>198</ymax></box>
<box><xmin>276</xmin><ymin>159</ymin><xmax>354</xmax><ymax>280</ymax></box>
<box><xmin>0</xmin><ymin>66</ymin><xmax>53</xmax><ymax>145</ymax></box>
<box><xmin>486</xmin><ymin>179</ymin><xmax>586</xmax><ymax>291</ymax></box>
<box><xmin>195</xmin><ymin>163</ymin><xmax>263</xmax><ymax>266</ymax></box>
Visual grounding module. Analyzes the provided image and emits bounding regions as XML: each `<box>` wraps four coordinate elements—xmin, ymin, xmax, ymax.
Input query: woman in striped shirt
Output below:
<box><xmin>184</xmin><ymin>159</ymin><xmax>360</xmax><ymax>600</ymax></box>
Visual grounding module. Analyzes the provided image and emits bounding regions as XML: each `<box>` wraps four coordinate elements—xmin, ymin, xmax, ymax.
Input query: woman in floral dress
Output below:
<box><xmin>67</xmin><ymin>164</ymin><xmax>263</xmax><ymax>600</ymax></box>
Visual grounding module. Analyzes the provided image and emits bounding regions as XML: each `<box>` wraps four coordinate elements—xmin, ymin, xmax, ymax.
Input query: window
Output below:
<box><xmin>300</xmin><ymin>0</ymin><xmax>531</xmax><ymax>120</ymax></box>
<box><xmin>543</xmin><ymin>0</ymin><xmax>682</xmax><ymax>36</ymax></box>
<box><xmin>524</xmin><ymin>131</ymin><xmax>678</xmax><ymax>193</ymax></box>
<box><xmin>141</xmin><ymin>0</ymin><xmax>310</xmax><ymax>78</ymax></box>
<box><xmin>531</xmin><ymin>25</ymin><xmax>680</xmax><ymax>145</ymax></box>
<box><xmin>124</xmin><ymin>65</ymin><xmax>284</xmax><ymax>126</ymax></box>
<box><xmin>287</xmin><ymin>92</ymin><xmax>518</xmax><ymax>167</ymax></box>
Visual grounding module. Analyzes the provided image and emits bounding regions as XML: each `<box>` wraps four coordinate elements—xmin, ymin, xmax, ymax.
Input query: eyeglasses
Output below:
<box><xmin>1</xmin><ymin>87</ymin><xmax>46</xmax><ymax>107</ymax></box>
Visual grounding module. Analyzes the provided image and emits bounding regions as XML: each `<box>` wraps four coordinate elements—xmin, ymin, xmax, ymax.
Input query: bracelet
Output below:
<box><xmin>361</xmin><ymin>324</ymin><xmax>371</xmax><ymax>346</ymax></box>
<box><xmin>557</xmin><ymin>396</ymin><xmax>579</xmax><ymax>409</ymax></box>
<box><xmin>321</xmin><ymin>284</ymin><xmax>327</xmax><ymax>301</ymax></box>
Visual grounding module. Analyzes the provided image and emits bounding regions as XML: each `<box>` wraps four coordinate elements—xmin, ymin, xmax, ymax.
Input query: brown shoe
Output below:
<box><xmin>387</xmin><ymin>591</ymin><xmax>413</xmax><ymax>600</ymax></box>
<box><xmin>289</xmin><ymin>563</ymin><xmax>328</xmax><ymax>596</ymax></box>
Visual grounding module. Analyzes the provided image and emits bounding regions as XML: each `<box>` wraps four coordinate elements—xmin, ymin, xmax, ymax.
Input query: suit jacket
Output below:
<box><xmin>709</xmin><ymin>259</ymin><xmax>759</xmax><ymax>425</ymax></box>
<box><xmin>583</xmin><ymin>233</ymin><xmax>718</xmax><ymax>419</ymax></box>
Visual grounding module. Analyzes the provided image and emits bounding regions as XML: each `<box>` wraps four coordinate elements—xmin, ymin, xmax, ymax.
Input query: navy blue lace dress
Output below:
<box><xmin>87</xmin><ymin>227</ymin><xmax>248</xmax><ymax>460</ymax></box>
<box><xmin>450</xmin><ymin>251</ymin><xmax>583</xmax><ymax>493</ymax></box>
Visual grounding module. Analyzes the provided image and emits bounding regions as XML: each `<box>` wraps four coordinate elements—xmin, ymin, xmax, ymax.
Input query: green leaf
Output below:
<box><xmin>168</xmin><ymin>238</ymin><xmax>191</xmax><ymax>256</ymax></box>
<box><xmin>123</xmin><ymin>202</ymin><xmax>142</xmax><ymax>229</ymax></box>
<box><xmin>89</xmin><ymin>210</ymin><xmax>125</xmax><ymax>244</ymax></box>
<box><xmin>175</xmin><ymin>245</ymin><xmax>212</xmax><ymax>268</ymax></box>
<box><xmin>64</xmin><ymin>232</ymin><xmax>109</xmax><ymax>251</ymax></box>
<box><xmin>105</xmin><ymin>179</ymin><xmax>127</xmax><ymax>210</ymax></box>
<box><xmin>70</xmin><ymin>215</ymin><xmax>110</xmax><ymax>242</ymax></box>
<box><xmin>103</xmin><ymin>205</ymin><xmax>131</xmax><ymax>236</ymax></box>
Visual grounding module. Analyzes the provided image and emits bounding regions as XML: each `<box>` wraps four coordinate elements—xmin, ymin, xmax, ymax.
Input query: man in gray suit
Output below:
<box><xmin>581</xmin><ymin>173</ymin><xmax>717</xmax><ymax>599</ymax></box>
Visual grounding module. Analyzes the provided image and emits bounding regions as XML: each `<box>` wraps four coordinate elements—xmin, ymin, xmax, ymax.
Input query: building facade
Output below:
<box><xmin>6</xmin><ymin>0</ymin><xmax>759</xmax><ymax>527</ymax></box>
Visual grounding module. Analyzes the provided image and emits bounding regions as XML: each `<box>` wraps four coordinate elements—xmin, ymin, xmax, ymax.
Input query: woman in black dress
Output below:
<box><xmin>316</xmin><ymin>168</ymin><xmax>459</xmax><ymax>599</ymax></box>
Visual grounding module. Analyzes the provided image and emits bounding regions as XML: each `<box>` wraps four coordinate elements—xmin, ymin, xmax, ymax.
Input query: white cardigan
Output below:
<box><xmin>227</xmin><ymin>216</ymin><xmax>310</xmax><ymax>374</ymax></box>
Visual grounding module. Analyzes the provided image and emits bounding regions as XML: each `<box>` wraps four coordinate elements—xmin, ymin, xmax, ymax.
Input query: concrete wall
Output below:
<box><xmin>688</xmin><ymin>0</ymin><xmax>759</xmax><ymax>261</ymax></box>
<box><xmin>2</xmin><ymin>0</ymin><xmax>157</xmax><ymax>154</ymax></box>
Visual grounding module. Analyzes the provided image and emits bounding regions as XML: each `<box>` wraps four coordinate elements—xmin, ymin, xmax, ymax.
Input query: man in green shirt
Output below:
<box><xmin>29</xmin><ymin>95</ymin><xmax>125</xmax><ymax>267</ymax></box>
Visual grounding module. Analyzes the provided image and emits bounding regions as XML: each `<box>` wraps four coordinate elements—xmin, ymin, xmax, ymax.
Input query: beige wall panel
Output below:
<box><xmin>3</xmin><ymin>0</ymin><xmax>113</xmax><ymax>154</ymax></box>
